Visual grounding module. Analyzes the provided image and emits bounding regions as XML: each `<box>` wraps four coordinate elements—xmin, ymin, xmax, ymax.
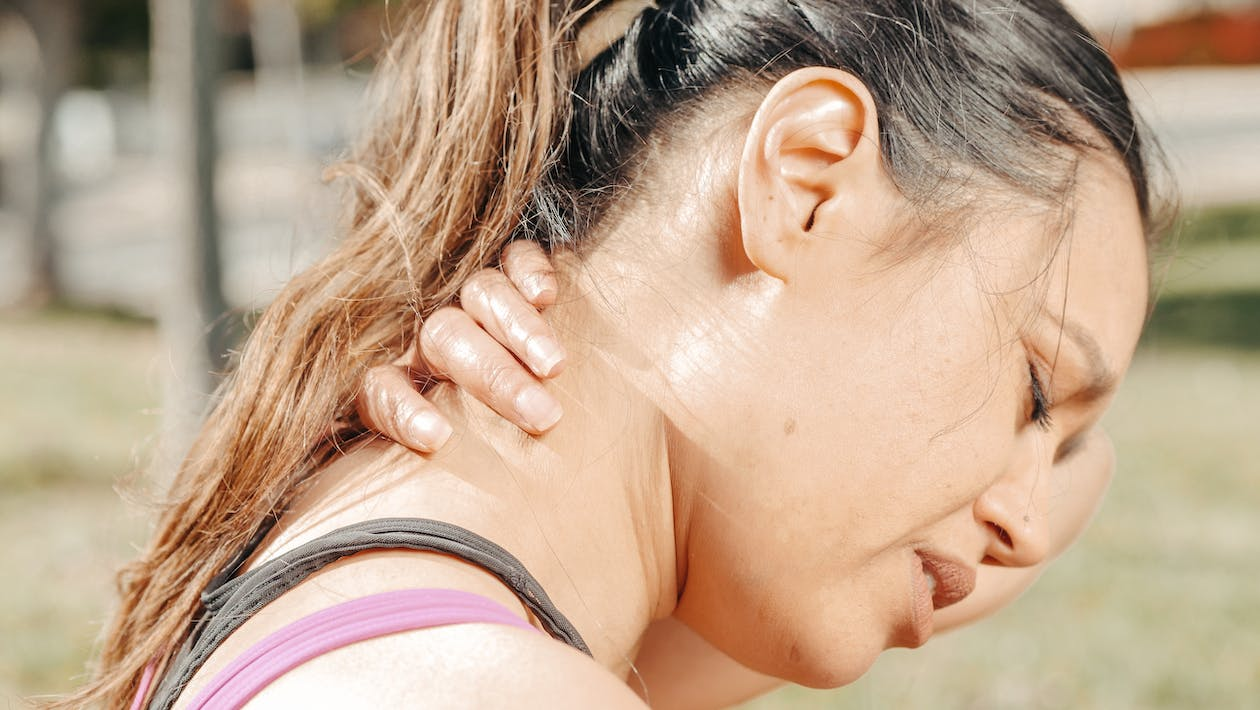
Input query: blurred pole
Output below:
<box><xmin>249</xmin><ymin>0</ymin><xmax>307</xmax><ymax>156</ymax></box>
<box><xmin>150</xmin><ymin>0</ymin><xmax>231</xmax><ymax>473</ymax></box>
<box><xmin>10</xmin><ymin>0</ymin><xmax>79</xmax><ymax>305</ymax></box>
<box><xmin>0</xmin><ymin>11</ymin><xmax>39</xmax><ymax>308</ymax></box>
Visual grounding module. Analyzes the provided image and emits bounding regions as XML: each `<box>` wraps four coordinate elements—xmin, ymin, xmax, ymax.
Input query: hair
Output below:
<box><xmin>62</xmin><ymin>1</ymin><xmax>1162</xmax><ymax>706</ymax></box>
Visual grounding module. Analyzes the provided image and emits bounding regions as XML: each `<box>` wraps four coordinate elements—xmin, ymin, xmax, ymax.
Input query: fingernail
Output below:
<box><xmin>408</xmin><ymin>409</ymin><xmax>453</xmax><ymax>451</ymax></box>
<box><xmin>515</xmin><ymin>385</ymin><xmax>563</xmax><ymax>432</ymax></box>
<box><xmin>525</xmin><ymin>335</ymin><xmax>566</xmax><ymax>377</ymax></box>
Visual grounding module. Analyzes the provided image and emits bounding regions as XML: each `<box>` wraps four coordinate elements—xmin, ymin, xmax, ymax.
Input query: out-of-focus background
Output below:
<box><xmin>0</xmin><ymin>0</ymin><xmax>1257</xmax><ymax>707</ymax></box>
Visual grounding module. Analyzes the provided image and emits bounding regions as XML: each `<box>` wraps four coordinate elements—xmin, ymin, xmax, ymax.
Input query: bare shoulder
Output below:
<box><xmin>245</xmin><ymin>622</ymin><xmax>647</xmax><ymax>709</ymax></box>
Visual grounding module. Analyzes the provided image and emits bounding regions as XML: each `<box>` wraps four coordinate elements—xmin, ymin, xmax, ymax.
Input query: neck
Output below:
<box><xmin>398</xmin><ymin>289</ymin><xmax>689</xmax><ymax>674</ymax></box>
<box><xmin>278</xmin><ymin>155</ymin><xmax>728</xmax><ymax>677</ymax></box>
<box><xmin>404</xmin><ymin>178</ymin><xmax>734</xmax><ymax>670</ymax></box>
<box><xmin>420</xmin><ymin>168</ymin><xmax>738</xmax><ymax>670</ymax></box>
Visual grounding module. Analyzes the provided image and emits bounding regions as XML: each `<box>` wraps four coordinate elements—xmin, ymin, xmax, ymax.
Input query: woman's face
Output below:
<box><xmin>666</xmin><ymin>153</ymin><xmax>1149</xmax><ymax>687</ymax></box>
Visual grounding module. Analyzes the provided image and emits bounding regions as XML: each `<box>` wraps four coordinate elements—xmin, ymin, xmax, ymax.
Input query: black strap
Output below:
<box><xmin>148</xmin><ymin>517</ymin><xmax>589</xmax><ymax>710</ymax></box>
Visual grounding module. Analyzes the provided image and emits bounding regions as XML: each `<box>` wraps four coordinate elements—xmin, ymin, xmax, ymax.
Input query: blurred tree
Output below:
<box><xmin>250</xmin><ymin>0</ymin><xmax>307</xmax><ymax>155</ymax></box>
<box><xmin>79</xmin><ymin>0</ymin><xmax>149</xmax><ymax>87</ymax></box>
<box><xmin>295</xmin><ymin>0</ymin><xmax>376</xmax><ymax>27</ymax></box>
<box><xmin>7</xmin><ymin>0</ymin><xmax>80</xmax><ymax>305</ymax></box>
<box><xmin>0</xmin><ymin>11</ymin><xmax>39</xmax><ymax>304</ymax></box>
<box><xmin>150</xmin><ymin>0</ymin><xmax>231</xmax><ymax>469</ymax></box>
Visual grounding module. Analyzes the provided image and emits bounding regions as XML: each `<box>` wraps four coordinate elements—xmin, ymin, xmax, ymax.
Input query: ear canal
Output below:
<box><xmin>737</xmin><ymin>67</ymin><xmax>875</xmax><ymax>281</ymax></box>
<box><xmin>773</xmin><ymin>93</ymin><xmax>865</xmax><ymax>231</ymax></box>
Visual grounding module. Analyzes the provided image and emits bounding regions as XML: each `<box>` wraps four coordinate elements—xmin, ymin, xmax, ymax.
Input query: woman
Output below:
<box><xmin>68</xmin><ymin>0</ymin><xmax>1163</xmax><ymax>707</ymax></box>
<box><xmin>345</xmin><ymin>239</ymin><xmax>1127</xmax><ymax>709</ymax></box>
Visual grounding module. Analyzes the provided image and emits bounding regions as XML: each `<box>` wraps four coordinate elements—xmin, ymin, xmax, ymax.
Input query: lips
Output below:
<box><xmin>905</xmin><ymin>550</ymin><xmax>979</xmax><ymax>647</ymax></box>
<box><xmin>917</xmin><ymin>551</ymin><xmax>976</xmax><ymax>611</ymax></box>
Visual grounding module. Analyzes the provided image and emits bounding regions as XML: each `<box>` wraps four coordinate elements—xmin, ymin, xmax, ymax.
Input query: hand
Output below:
<box><xmin>355</xmin><ymin>241</ymin><xmax>567</xmax><ymax>452</ymax></box>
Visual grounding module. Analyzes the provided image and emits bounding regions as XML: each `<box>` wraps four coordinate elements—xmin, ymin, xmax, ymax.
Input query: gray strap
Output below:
<box><xmin>148</xmin><ymin>517</ymin><xmax>589</xmax><ymax>710</ymax></box>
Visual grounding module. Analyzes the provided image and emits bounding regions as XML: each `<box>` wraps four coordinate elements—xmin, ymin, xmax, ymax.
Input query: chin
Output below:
<box><xmin>765</xmin><ymin>637</ymin><xmax>882</xmax><ymax>690</ymax></box>
<box><xmin>799</xmin><ymin>659</ymin><xmax>878</xmax><ymax>690</ymax></box>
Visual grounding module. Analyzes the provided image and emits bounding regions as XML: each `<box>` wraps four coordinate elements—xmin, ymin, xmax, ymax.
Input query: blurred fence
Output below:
<box><xmin>2</xmin><ymin>1</ymin><xmax>1259</xmax><ymax>316</ymax></box>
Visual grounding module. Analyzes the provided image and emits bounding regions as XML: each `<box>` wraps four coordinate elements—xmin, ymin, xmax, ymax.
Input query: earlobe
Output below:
<box><xmin>737</xmin><ymin>67</ymin><xmax>879</xmax><ymax>282</ymax></box>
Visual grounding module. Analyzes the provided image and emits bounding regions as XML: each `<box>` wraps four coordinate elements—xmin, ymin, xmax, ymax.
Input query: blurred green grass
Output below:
<box><xmin>1</xmin><ymin>204</ymin><xmax>1257</xmax><ymax>707</ymax></box>
<box><xmin>0</xmin><ymin>309</ymin><xmax>158</xmax><ymax>704</ymax></box>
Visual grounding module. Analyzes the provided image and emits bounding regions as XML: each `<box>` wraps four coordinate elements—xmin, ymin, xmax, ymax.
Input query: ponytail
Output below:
<box><xmin>60</xmin><ymin>2</ymin><xmax>586</xmax><ymax>706</ymax></box>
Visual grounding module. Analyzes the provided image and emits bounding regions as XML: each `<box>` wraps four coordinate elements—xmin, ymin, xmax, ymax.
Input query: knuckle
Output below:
<box><xmin>503</xmin><ymin>310</ymin><xmax>541</xmax><ymax>348</ymax></box>
<box><xmin>362</xmin><ymin>365</ymin><xmax>387</xmax><ymax>390</ymax></box>
<box><xmin>358</xmin><ymin>367</ymin><xmax>389</xmax><ymax>410</ymax></box>
<box><xmin>385</xmin><ymin>393</ymin><xmax>413</xmax><ymax>434</ymax></box>
<box><xmin>472</xmin><ymin>274</ymin><xmax>518</xmax><ymax>323</ymax></box>
<box><xmin>420</xmin><ymin>308</ymin><xmax>463</xmax><ymax>358</ymax></box>
<box><xmin>459</xmin><ymin>270</ymin><xmax>493</xmax><ymax>304</ymax></box>
<box><xmin>422</xmin><ymin>307</ymin><xmax>460</xmax><ymax>341</ymax></box>
<box><xmin>374</xmin><ymin>374</ymin><xmax>408</xmax><ymax>419</ymax></box>
<box><xmin>467</xmin><ymin>270</ymin><xmax>518</xmax><ymax>316</ymax></box>
<box><xmin>483</xmin><ymin>364</ymin><xmax>521</xmax><ymax>401</ymax></box>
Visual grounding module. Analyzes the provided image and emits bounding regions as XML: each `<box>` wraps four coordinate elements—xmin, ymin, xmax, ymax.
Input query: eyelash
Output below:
<box><xmin>1028</xmin><ymin>361</ymin><xmax>1054</xmax><ymax>430</ymax></box>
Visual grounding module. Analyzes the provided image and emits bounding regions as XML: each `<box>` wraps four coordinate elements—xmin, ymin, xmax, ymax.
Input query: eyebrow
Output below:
<box><xmin>1038</xmin><ymin>307</ymin><xmax>1119</xmax><ymax>404</ymax></box>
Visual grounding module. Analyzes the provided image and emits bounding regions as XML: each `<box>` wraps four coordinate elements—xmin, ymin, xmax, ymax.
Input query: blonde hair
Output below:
<box><xmin>61</xmin><ymin>2</ymin><xmax>589</xmax><ymax>706</ymax></box>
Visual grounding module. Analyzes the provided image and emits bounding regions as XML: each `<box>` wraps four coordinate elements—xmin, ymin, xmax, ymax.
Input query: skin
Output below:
<box><xmin>368</xmin><ymin>242</ymin><xmax>1119</xmax><ymax>709</ymax></box>
<box><xmin>176</xmin><ymin>67</ymin><xmax>1148</xmax><ymax>708</ymax></box>
<box><xmin>358</xmin><ymin>239</ymin><xmax>1120</xmax><ymax>710</ymax></box>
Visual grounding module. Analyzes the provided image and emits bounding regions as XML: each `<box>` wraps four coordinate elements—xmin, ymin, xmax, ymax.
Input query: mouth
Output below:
<box><xmin>918</xmin><ymin>551</ymin><xmax>977</xmax><ymax>611</ymax></box>
<box><xmin>906</xmin><ymin>550</ymin><xmax>977</xmax><ymax>647</ymax></box>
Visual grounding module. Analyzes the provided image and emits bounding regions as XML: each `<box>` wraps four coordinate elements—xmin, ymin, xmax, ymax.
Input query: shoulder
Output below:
<box><xmin>246</xmin><ymin>621</ymin><xmax>647</xmax><ymax>708</ymax></box>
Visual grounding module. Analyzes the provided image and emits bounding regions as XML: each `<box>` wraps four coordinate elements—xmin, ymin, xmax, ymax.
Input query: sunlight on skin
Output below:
<box><xmin>347</xmin><ymin>68</ymin><xmax>1148</xmax><ymax>704</ymax></box>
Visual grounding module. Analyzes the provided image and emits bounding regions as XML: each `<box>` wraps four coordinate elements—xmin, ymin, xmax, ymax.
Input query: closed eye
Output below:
<box><xmin>1028</xmin><ymin>361</ymin><xmax>1053</xmax><ymax>430</ymax></box>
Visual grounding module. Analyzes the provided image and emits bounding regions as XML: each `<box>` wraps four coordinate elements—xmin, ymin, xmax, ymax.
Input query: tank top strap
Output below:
<box><xmin>184</xmin><ymin>588</ymin><xmax>538</xmax><ymax>710</ymax></box>
<box><xmin>147</xmin><ymin>517</ymin><xmax>588</xmax><ymax>710</ymax></box>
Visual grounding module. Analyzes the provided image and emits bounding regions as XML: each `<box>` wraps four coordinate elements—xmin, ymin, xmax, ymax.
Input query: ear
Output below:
<box><xmin>737</xmin><ymin>67</ymin><xmax>880</xmax><ymax>282</ymax></box>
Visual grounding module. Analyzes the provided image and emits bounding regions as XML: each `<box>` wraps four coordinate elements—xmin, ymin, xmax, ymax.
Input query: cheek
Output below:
<box><xmin>688</xmin><ymin>286</ymin><xmax>1010</xmax><ymax>584</ymax></box>
<box><xmin>1044</xmin><ymin>429</ymin><xmax>1114</xmax><ymax>558</ymax></box>
<box><xmin>786</xmin><ymin>274</ymin><xmax>1017</xmax><ymax>490</ymax></box>
<box><xmin>691</xmin><ymin>260</ymin><xmax>1026</xmax><ymax>536</ymax></box>
<box><xmin>670</xmin><ymin>262</ymin><xmax>1032</xmax><ymax>680</ymax></box>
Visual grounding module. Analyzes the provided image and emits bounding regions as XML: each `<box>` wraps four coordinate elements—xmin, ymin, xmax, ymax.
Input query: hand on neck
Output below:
<box><xmin>377</xmin><ymin>293</ymin><xmax>690</xmax><ymax>674</ymax></box>
<box><xmin>403</xmin><ymin>197</ymin><xmax>732</xmax><ymax>673</ymax></box>
<box><xmin>274</xmin><ymin>137</ymin><xmax>735</xmax><ymax>677</ymax></box>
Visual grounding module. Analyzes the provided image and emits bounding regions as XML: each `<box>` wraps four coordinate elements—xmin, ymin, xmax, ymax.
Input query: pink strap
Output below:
<box><xmin>130</xmin><ymin>662</ymin><xmax>156</xmax><ymax>710</ymax></box>
<box><xmin>181</xmin><ymin>588</ymin><xmax>536</xmax><ymax>710</ymax></box>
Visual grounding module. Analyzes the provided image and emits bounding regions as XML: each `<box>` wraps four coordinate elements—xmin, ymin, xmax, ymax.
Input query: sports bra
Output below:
<box><xmin>138</xmin><ymin>517</ymin><xmax>589</xmax><ymax>710</ymax></box>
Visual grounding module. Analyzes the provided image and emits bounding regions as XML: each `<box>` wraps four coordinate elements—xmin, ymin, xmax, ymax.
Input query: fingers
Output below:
<box><xmin>357</xmin><ymin>364</ymin><xmax>454</xmax><ymax>453</ymax></box>
<box><xmin>392</xmin><ymin>342</ymin><xmax>434</xmax><ymax>382</ymax></box>
<box><xmin>356</xmin><ymin>244</ymin><xmax>564</xmax><ymax>449</ymax></box>
<box><xmin>502</xmin><ymin>240</ymin><xmax>559</xmax><ymax>307</ymax></box>
<box><xmin>459</xmin><ymin>267</ymin><xmax>567</xmax><ymax>378</ymax></box>
<box><xmin>420</xmin><ymin>307</ymin><xmax>564</xmax><ymax>435</ymax></box>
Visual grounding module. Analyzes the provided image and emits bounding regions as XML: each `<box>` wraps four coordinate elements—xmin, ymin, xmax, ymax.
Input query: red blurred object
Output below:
<box><xmin>1113</xmin><ymin>9</ymin><xmax>1260</xmax><ymax>67</ymax></box>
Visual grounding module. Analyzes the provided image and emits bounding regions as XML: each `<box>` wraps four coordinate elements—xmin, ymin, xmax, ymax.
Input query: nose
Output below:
<box><xmin>973</xmin><ymin>436</ymin><xmax>1056</xmax><ymax>568</ymax></box>
<box><xmin>974</xmin><ymin>427</ymin><xmax>1117</xmax><ymax>568</ymax></box>
<box><xmin>974</xmin><ymin>489</ymin><xmax>1052</xmax><ymax>568</ymax></box>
